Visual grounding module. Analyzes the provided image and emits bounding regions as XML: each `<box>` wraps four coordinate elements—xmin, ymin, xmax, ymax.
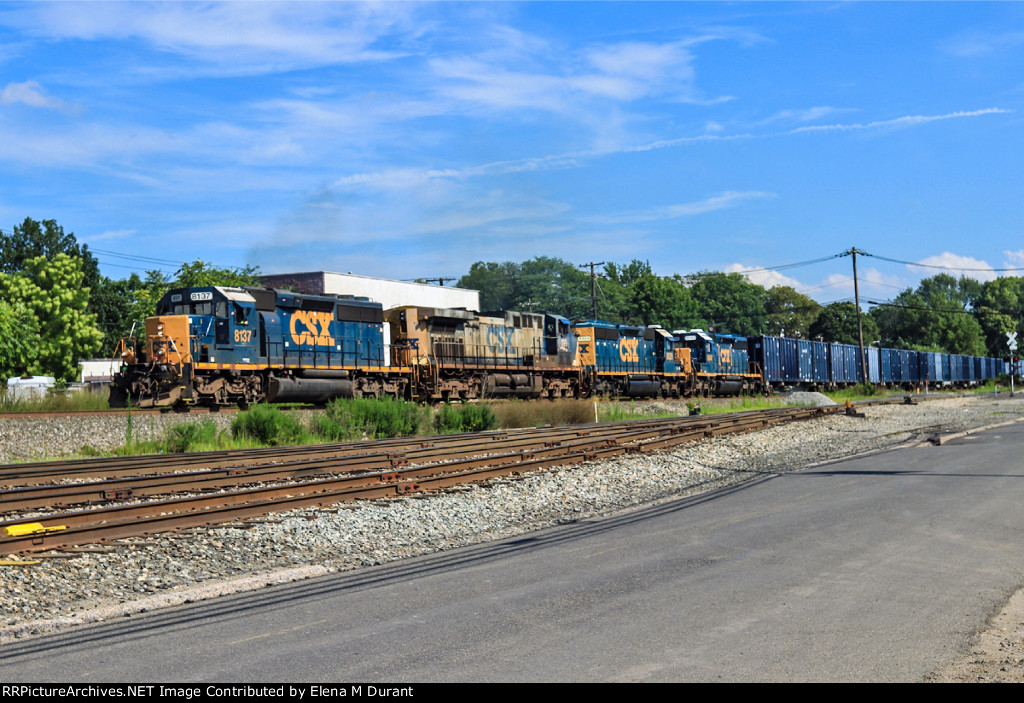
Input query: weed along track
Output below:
<box><xmin>1</xmin><ymin>405</ymin><xmax>847</xmax><ymax>554</ymax></box>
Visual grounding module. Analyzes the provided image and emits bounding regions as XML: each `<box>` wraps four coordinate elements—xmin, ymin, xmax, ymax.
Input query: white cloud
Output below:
<box><xmin>84</xmin><ymin>228</ymin><xmax>137</xmax><ymax>243</ymax></box>
<box><xmin>587</xmin><ymin>191</ymin><xmax>775</xmax><ymax>225</ymax></box>
<box><xmin>757</xmin><ymin>106</ymin><xmax>852</xmax><ymax>125</ymax></box>
<box><xmin>1003</xmin><ymin>250</ymin><xmax>1024</xmax><ymax>268</ymax></box>
<box><xmin>914</xmin><ymin>252</ymin><xmax>997</xmax><ymax>282</ymax></box>
<box><xmin>0</xmin><ymin>80</ymin><xmax>78</xmax><ymax>113</ymax></box>
<box><xmin>429</xmin><ymin>35</ymin><xmax>731</xmax><ymax>116</ymax></box>
<box><xmin>3</xmin><ymin>3</ymin><xmax>416</xmax><ymax>74</ymax></box>
<box><xmin>942</xmin><ymin>30</ymin><xmax>1024</xmax><ymax>58</ymax></box>
<box><xmin>787</xmin><ymin>108</ymin><xmax>1009</xmax><ymax>135</ymax></box>
<box><xmin>725</xmin><ymin>263</ymin><xmax>804</xmax><ymax>291</ymax></box>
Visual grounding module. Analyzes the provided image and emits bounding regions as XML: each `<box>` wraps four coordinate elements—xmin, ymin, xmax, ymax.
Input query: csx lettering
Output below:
<box><xmin>290</xmin><ymin>311</ymin><xmax>336</xmax><ymax>346</ymax></box>
<box><xmin>619</xmin><ymin>338</ymin><xmax>640</xmax><ymax>363</ymax></box>
<box><xmin>487</xmin><ymin>326</ymin><xmax>514</xmax><ymax>351</ymax></box>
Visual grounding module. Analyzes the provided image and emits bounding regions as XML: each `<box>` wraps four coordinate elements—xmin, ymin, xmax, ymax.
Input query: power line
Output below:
<box><xmin>731</xmin><ymin>252</ymin><xmax>844</xmax><ymax>275</ymax></box>
<box><xmin>863</xmin><ymin>252</ymin><xmax>1024</xmax><ymax>272</ymax></box>
<box><xmin>868</xmin><ymin>300</ymin><xmax>1023</xmax><ymax>317</ymax></box>
<box><xmin>89</xmin><ymin>248</ymin><xmax>181</xmax><ymax>267</ymax></box>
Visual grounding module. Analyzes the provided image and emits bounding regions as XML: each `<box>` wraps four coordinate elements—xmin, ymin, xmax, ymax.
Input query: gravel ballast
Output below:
<box><xmin>1</xmin><ymin>394</ymin><xmax>1022</xmax><ymax>646</ymax></box>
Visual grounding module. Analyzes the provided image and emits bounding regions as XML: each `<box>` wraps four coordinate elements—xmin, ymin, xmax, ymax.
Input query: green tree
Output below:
<box><xmin>764</xmin><ymin>286</ymin><xmax>821</xmax><ymax>338</ymax></box>
<box><xmin>623</xmin><ymin>272</ymin><xmax>697</xmax><ymax>330</ymax></box>
<box><xmin>688</xmin><ymin>272</ymin><xmax>767</xmax><ymax>336</ymax></box>
<box><xmin>974</xmin><ymin>276</ymin><xmax>1024</xmax><ymax>356</ymax></box>
<box><xmin>871</xmin><ymin>274</ymin><xmax>985</xmax><ymax>355</ymax></box>
<box><xmin>870</xmin><ymin>289</ymin><xmax>925</xmax><ymax>349</ymax></box>
<box><xmin>91</xmin><ymin>272</ymin><xmax>144</xmax><ymax>355</ymax></box>
<box><xmin>0</xmin><ymin>254</ymin><xmax>103</xmax><ymax>381</ymax></box>
<box><xmin>0</xmin><ymin>217</ymin><xmax>99</xmax><ymax>285</ymax></box>
<box><xmin>457</xmin><ymin>261</ymin><xmax>520</xmax><ymax>311</ymax></box>
<box><xmin>810</xmin><ymin>302</ymin><xmax>879</xmax><ymax>346</ymax></box>
<box><xmin>0</xmin><ymin>301</ymin><xmax>40</xmax><ymax>381</ymax></box>
<box><xmin>172</xmin><ymin>259</ymin><xmax>261</xmax><ymax>289</ymax></box>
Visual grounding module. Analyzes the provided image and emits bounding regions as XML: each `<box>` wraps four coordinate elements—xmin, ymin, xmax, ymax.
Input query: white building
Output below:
<box><xmin>6</xmin><ymin>375</ymin><xmax>56</xmax><ymax>401</ymax></box>
<box><xmin>79</xmin><ymin>358</ymin><xmax>120</xmax><ymax>386</ymax></box>
<box><xmin>259</xmin><ymin>271</ymin><xmax>480</xmax><ymax>312</ymax></box>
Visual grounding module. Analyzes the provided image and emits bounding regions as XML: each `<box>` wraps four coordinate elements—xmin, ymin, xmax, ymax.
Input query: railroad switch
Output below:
<box><xmin>843</xmin><ymin>401</ymin><xmax>866</xmax><ymax>418</ymax></box>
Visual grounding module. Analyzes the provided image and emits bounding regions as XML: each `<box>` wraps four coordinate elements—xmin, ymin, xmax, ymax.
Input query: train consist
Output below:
<box><xmin>110</xmin><ymin>285</ymin><xmax>1009</xmax><ymax>408</ymax></box>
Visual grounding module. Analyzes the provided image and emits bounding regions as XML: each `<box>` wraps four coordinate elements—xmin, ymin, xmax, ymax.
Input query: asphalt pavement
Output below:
<box><xmin>4</xmin><ymin>422</ymin><xmax>1024</xmax><ymax>681</ymax></box>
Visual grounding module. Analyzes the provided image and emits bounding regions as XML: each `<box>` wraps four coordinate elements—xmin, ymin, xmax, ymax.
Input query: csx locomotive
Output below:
<box><xmin>110</xmin><ymin>284</ymin><xmax>1007</xmax><ymax>408</ymax></box>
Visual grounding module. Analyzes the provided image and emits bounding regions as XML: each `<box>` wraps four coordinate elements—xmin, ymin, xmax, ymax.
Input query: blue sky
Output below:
<box><xmin>1</xmin><ymin>1</ymin><xmax>1022</xmax><ymax>306</ymax></box>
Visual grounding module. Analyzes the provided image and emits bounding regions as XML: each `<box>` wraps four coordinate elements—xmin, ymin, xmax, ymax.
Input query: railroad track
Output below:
<box><xmin>0</xmin><ymin>398</ymin><xmax>917</xmax><ymax>555</ymax></box>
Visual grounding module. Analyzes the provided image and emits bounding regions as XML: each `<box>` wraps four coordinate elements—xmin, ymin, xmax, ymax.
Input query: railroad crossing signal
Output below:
<box><xmin>1008</xmin><ymin>331</ymin><xmax>1018</xmax><ymax>352</ymax></box>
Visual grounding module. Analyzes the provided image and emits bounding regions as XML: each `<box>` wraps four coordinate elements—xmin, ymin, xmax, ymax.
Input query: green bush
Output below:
<box><xmin>434</xmin><ymin>403</ymin><xmax>497</xmax><ymax>433</ymax></box>
<box><xmin>316</xmin><ymin>396</ymin><xmax>426</xmax><ymax>440</ymax></box>
<box><xmin>164</xmin><ymin>420</ymin><xmax>219</xmax><ymax>453</ymax></box>
<box><xmin>231</xmin><ymin>404</ymin><xmax>308</xmax><ymax>446</ymax></box>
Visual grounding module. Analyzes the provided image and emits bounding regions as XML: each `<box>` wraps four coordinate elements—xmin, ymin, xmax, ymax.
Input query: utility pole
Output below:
<box><xmin>843</xmin><ymin>247</ymin><xmax>869</xmax><ymax>386</ymax></box>
<box><xmin>578</xmin><ymin>261</ymin><xmax>605</xmax><ymax>321</ymax></box>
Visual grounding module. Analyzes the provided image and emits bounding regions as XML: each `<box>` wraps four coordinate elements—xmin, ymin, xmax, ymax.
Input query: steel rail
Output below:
<box><xmin>0</xmin><ymin>405</ymin><xmax>841</xmax><ymax>554</ymax></box>
<box><xmin>0</xmin><ymin>405</ymin><xmax>831</xmax><ymax>486</ymax></box>
<box><xmin>0</xmin><ymin>406</ymin><xmax>852</xmax><ymax>511</ymax></box>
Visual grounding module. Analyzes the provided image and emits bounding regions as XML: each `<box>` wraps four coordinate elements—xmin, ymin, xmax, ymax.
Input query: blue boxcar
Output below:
<box><xmin>811</xmin><ymin>341</ymin><xmax>830</xmax><ymax>383</ymax></box>
<box><xmin>866</xmin><ymin>346</ymin><xmax>880</xmax><ymax>384</ymax></box>
<box><xmin>843</xmin><ymin>344</ymin><xmax>861</xmax><ymax>383</ymax></box>
<box><xmin>904</xmin><ymin>350</ymin><xmax>919</xmax><ymax>383</ymax></box>
<box><xmin>828</xmin><ymin>343</ymin><xmax>846</xmax><ymax>383</ymax></box>
<box><xmin>750</xmin><ymin>336</ymin><xmax>783</xmax><ymax>384</ymax></box>
<box><xmin>778</xmin><ymin>337</ymin><xmax>799</xmax><ymax>381</ymax></box>
<box><xmin>795</xmin><ymin>339</ymin><xmax>814</xmax><ymax>382</ymax></box>
<box><xmin>749</xmin><ymin>335</ymin><xmax>817</xmax><ymax>386</ymax></box>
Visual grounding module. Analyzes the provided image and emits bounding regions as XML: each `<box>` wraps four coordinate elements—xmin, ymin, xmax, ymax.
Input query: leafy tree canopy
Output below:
<box><xmin>764</xmin><ymin>286</ymin><xmax>821</xmax><ymax>338</ymax></box>
<box><xmin>0</xmin><ymin>254</ymin><xmax>103</xmax><ymax>381</ymax></box>
<box><xmin>688</xmin><ymin>272</ymin><xmax>767</xmax><ymax>337</ymax></box>
<box><xmin>809</xmin><ymin>301</ymin><xmax>879</xmax><ymax>346</ymax></box>
<box><xmin>0</xmin><ymin>301</ymin><xmax>40</xmax><ymax>382</ymax></box>
<box><xmin>870</xmin><ymin>274</ymin><xmax>985</xmax><ymax>355</ymax></box>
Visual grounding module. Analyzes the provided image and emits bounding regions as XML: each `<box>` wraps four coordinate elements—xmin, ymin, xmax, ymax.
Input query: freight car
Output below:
<box><xmin>110</xmin><ymin>284</ymin><xmax>1011</xmax><ymax>408</ymax></box>
<box><xmin>749</xmin><ymin>334</ymin><xmax>1007</xmax><ymax>392</ymax></box>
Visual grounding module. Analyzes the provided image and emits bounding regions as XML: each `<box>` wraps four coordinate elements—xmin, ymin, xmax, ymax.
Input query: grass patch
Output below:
<box><xmin>164</xmin><ymin>420</ymin><xmax>221</xmax><ymax>453</ymax></box>
<box><xmin>488</xmin><ymin>399</ymin><xmax>597</xmax><ymax>428</ymax></box>
<box><xmin>598</xmin><ymin>400</ymin><xmax>681</xmax><ymax>422</ymax></box>
<box><xmin>692</xmin><ymin>396</ymin><xmax>799</xmax><ymax>415</ymax></box>
<box><xmin>0</xmin><ymin>387</ymin><xmax>111</xmax><ymax>412</ymax></box>
<box><xmin>231</xmin><ymin>404</ymin><xmax>311</xmax><ymax>446</ymax></box>
<box><xmin>824</xmin><ymin>385</ymin><xmax>881</xmax><ymax>403</ymax></box>
<box><xmin>974</xmin><ymin>376</ymin><xmax>1017</xmax><ymax>394</ymax></box>
<box><xmin>434</xmin><ymin>403</ymin><xmax>498</xmax><ymax>434</ymax></box>
<box><xmin>313</xmin><ymin>396</ymin><xmax>428</xmax><ymax>441</ymax></box>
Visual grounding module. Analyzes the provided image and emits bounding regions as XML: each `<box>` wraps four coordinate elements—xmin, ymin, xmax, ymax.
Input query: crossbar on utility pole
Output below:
<box><xmin>578</xmin><ymin>261</ymin><xmax>605</xmax><ymax>321</ymax></box>
<box><xmin>845</xmin><ymin>247</ymin><xmax>869</xmax><ymax>386</ymax></box>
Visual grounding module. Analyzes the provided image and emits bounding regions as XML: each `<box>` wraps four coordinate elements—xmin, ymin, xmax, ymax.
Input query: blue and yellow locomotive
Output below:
<box><xmin>111</xmin><ymin>286</ymin><xmax>406</xmax><ymax>407</ymax></box>
<box><xmin>571</xmin><ymin>321</ymin><xmax>693</xmax><ymax>397</ymax></box>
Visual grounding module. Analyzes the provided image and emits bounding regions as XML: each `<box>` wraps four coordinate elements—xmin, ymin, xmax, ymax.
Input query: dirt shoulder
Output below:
<box><xmin>928</xmin><ymin>588</ymin><xmax>1024</xmax><ymax>682</ymax></box>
